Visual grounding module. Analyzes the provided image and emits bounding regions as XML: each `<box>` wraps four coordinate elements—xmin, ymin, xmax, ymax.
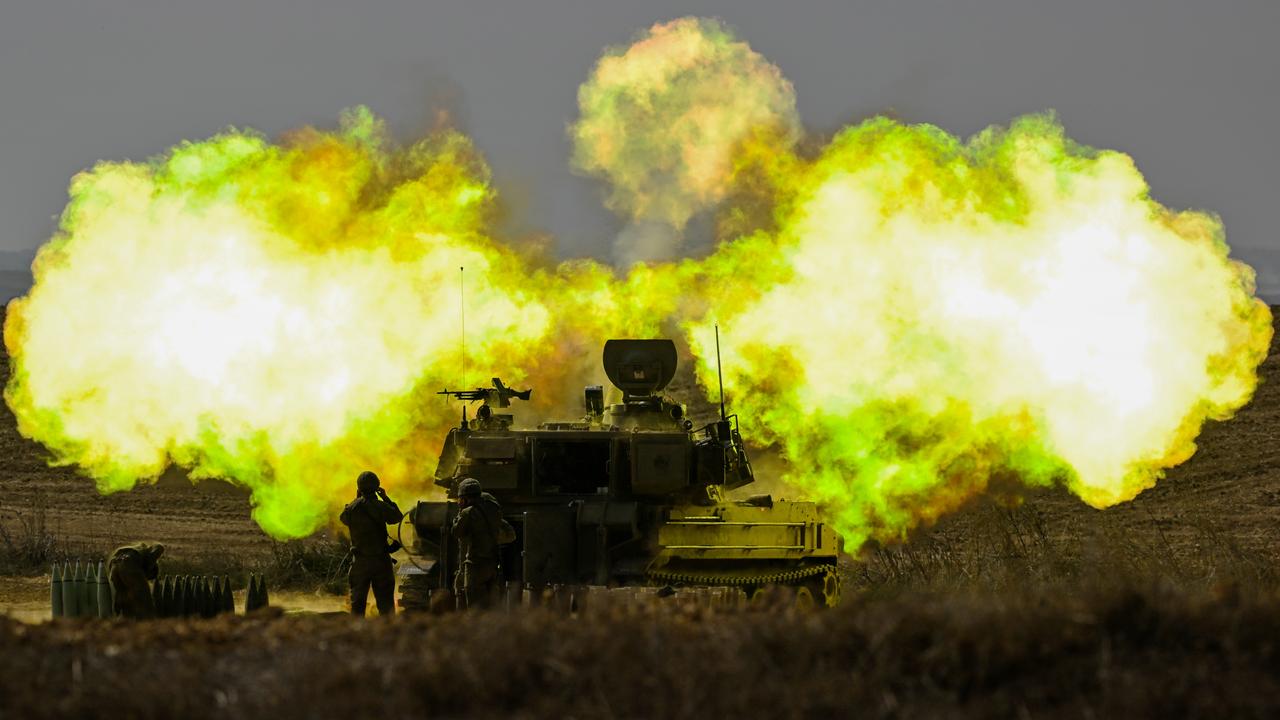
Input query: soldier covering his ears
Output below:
<box><xmin>340</xmin><ymin>470</ymin><xmax>403</xmax><ymax>616</ymax></box>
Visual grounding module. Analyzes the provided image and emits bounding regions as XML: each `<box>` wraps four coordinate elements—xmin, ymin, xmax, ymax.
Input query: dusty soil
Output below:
<box><xmin>0</xmin><ymin>575</ymin><xmax>49</xmax><ymax>622</ymax></box>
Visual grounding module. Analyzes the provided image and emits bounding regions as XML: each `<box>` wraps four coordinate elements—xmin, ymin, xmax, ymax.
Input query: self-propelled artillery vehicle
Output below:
<box><xmin>400</xmin><ymin>339</ymin><xmax>841</xmax><ymax>609</ymax></box>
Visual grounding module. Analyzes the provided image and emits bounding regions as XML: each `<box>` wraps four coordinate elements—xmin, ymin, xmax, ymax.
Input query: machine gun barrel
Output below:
<box><xmin>437</xmin><ymin>378</ymin><xmax>531</xmax><ymax>408</ymax></box>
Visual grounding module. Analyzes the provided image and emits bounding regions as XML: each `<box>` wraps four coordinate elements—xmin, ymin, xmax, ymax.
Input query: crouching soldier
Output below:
<box><xmin>340</xmin><ymin>470</ymin><xmax>403</xmax><ymax>617</ymax></box>
<box><xmin>451</xmin><ymin>477</ymin><xmax>515</xmax><ymax>610</ymax></box>
<box><xmin>107</xmin><ymin>542</ymin><xmax>164</xmax><ymax>619</ymax></box>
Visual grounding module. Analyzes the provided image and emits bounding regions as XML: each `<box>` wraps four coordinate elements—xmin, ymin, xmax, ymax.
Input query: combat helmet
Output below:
<box><xmin>357</xmin><ymin>470</ymin><xmax>380</xmax><ymax>493</ymax></box>
<box><xmin>456</xmin><ymin>477</ymin><xmax>482</xmax><ymax>499</ymax></box>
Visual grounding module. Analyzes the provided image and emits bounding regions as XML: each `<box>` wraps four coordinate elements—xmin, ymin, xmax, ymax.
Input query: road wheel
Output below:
<box><xmin>793</xmin><ymin>584</ymin><xmax>817</xmax><ymax>611</ymax></box>
<box><xmin>796</xmin><ymin>570</ymin><xmax>839</xmax><ymax>609</ymax></box>
<box><xmin>749</xmin><ymin>584</ymin><xmax>794</xmax><ymax>609</ymax></box>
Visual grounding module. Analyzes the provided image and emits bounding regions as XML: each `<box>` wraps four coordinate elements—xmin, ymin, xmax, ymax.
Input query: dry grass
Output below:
<box><xmin>142</xmin><ymin>536</ymin><xmax>351</xmax><ymax>593</ymax></box>
<box><xmin>0</xmin><ymin>494</ymin><xmax>89</xmax><ymax>574</ymax></box>
<box><xmin>852</xmin><ymin>496</ymin><xmax>1279</xmax><ymax>594</ymax></box>
<box><xmin>0</xmin><ymin>495</ymin><xmax>349</xmax><ymax>592</ymax></box>
<box><xmin>2</xmin><ymin>582</ymin><xmax>1279</xmax><ymax>719</ymax></box>
<box><xmin>261</xmin><ymin>535</ymin><xmax>351</xmax><ymax>593</ymax></box>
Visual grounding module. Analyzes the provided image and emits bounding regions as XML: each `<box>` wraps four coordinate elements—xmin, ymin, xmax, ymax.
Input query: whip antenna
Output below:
<box><xmin>454</xmin><ymin>266</ymin><xmax>469</xmax><ymax>430</ymax></box>
<box><xmin>459</xmin><ymin>266</ymin><xmax>467</xmax><ymax>389</ymax></box>
<box><xmin>716</xmin><ymin>323</ymin><xmax>726</xmax><ymax>421</ymax></box>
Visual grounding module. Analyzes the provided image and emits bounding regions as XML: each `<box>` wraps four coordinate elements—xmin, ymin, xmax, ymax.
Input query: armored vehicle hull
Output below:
<box><xmin>401</xmin><ymin>339</ymin><xmax>841</xmax><ymax>609</ymax></box>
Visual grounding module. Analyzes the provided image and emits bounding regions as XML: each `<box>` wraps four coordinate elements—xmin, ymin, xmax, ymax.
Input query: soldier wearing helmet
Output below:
<box><xmin>339</xmin><ymin>470</ymin><xmax>402</xmax><ymax>616</ymax></box>
<box><xmin>451</xmin><ymin>477</ymin><xmax>514</xmax><ymax>610</ymax></box>
<box><xmin>107</xmin><ymin>542</ymin><xmax>165</xmax><ymax>619</ymax></box>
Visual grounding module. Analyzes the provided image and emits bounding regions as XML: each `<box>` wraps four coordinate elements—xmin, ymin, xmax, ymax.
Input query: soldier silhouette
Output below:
<box><xmin>339</xmin><ymin>471</ymin><xmax>402</xmax><ymax>616</ymax></box>
<box><xmin>107</xmin><ymin>542</ymin><xmax>164</xmax><ymax>619</ymax></box>
<box><xmin>451</xmin><ymin>477</ymin><xmax>515</xmax><ymax>610</ymax></box>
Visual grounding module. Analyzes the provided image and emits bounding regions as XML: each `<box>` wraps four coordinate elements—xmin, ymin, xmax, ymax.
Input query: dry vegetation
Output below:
<box><xmin>1</xmin><ymin>308</ymin><xmax>1279</xmax><ymax>717</ymax></box>
<box><xmin>3</xmin><ymin>585</ymin><xmax>1280</xmax><ymax>719</ymax></box>
<box><xmin>0</xmin><ymin>489</ymin><xmax>350</xmax><ymax>591</ymax></box>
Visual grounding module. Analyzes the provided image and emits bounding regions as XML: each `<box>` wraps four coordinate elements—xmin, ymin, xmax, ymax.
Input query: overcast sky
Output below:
<box><xmin>1</xmin><ymin>0</ymin><xmax>1277</xmax><ymax>297</ymax></box>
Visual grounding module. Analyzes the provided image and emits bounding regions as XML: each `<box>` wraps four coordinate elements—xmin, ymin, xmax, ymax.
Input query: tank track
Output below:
<box><xmin>647</xmin><ymin>563</ymin><xmax>840</xmax><ymax>608</ymax></box>
<box><xmin>645</xmin><ymin>563</ymin><xmax>833</xmax><ymax>586</ymax></box>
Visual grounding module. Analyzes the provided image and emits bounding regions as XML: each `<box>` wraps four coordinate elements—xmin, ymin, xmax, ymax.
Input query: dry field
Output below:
<box><xmin>2</xmin><ymin>586</ymin><xmax>1279</xmax><ymax>719</ymax></box>
<box><xmin>0</xmin><ymin>308</ymin><xmax>1278</xmax><ymax>717</ymax></box>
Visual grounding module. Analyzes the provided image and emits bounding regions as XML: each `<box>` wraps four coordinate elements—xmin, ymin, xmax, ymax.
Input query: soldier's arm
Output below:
<box><xmin>450</xmin><ymin>507</ymin><xmax>471</xmax><ymax>539</ymax></box>
<box><xmin>339</xmin><ymin>498</ymin><xmax>362</xmax><ymax>526</ymax></box>
<box><xmin>143</xmin><ymin>544</ymin><xmax>165</xmax><ymax>580</ymax></box>
<box><xmin>379</xmin><ymin>498</ymin><xmax>403</xmax><ymax>524</ymax></box>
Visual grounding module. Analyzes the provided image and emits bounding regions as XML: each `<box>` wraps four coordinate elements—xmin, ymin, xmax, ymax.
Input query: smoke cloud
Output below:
<box><xmin>686</xmin><ymin>115</ymin><xmax>1271</xmax><ymax>547</ymax></box>
<box><xmin>3</xmin><ymin>19</ymin><xmax>1271</xmax><ymax>551</ymax></box>
<box><xmin>570</xmin><ymin>17</ymin><xmax>800</xmax><ymax>264</ymax></box>
<box><xmin>2</xmin><ymin>109</ymin><xmax>664</xmax><ymax>537</ymax></box>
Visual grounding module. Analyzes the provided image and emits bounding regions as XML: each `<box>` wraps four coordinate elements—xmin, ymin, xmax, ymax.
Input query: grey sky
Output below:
<box><xmin>1</xmin><ymin>1</ymin><xmax>1277</xmax><ymax>297</ymax></box>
